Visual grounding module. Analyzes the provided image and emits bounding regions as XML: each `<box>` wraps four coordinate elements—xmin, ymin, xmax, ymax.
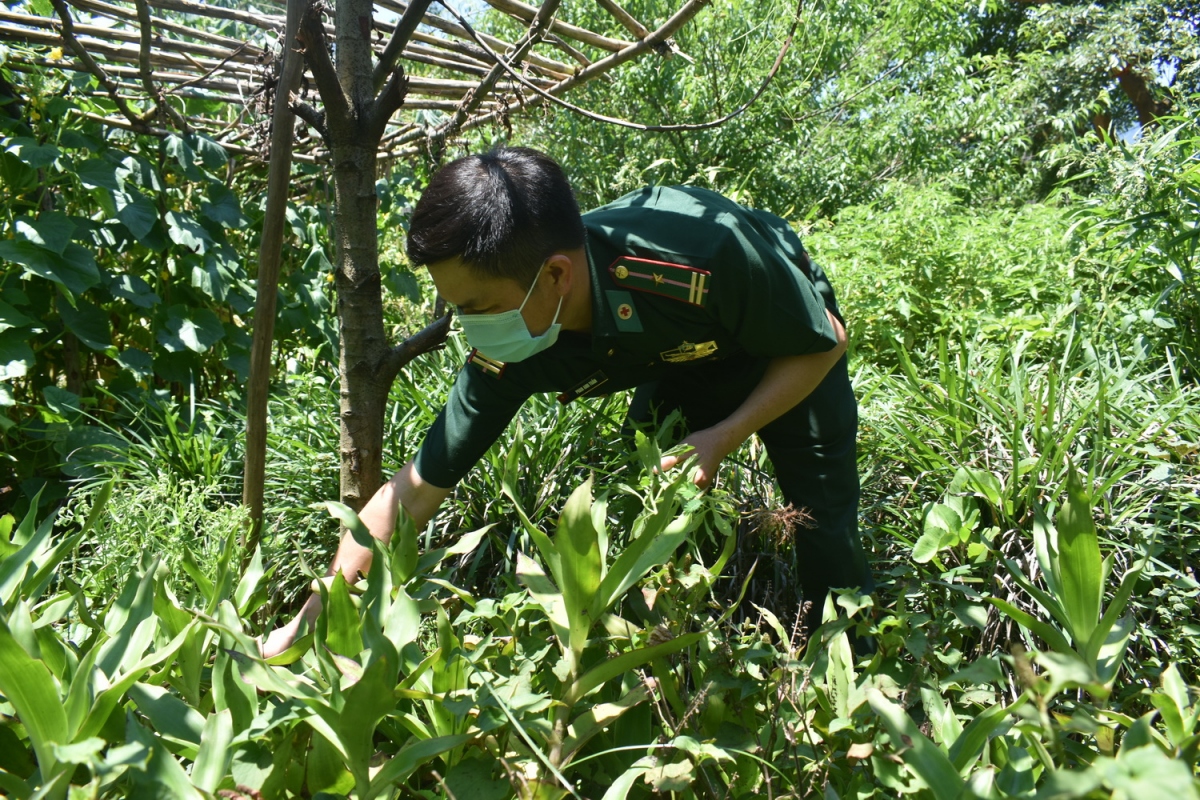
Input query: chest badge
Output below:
<box><xmin>660</xmin><ymin>340</ymin><xmax>719</xmax><ymax>363</ymax></box>
<box><xmin>617</xmin><ymin>303</ymin><xmax>634</xmax><ymax>320</ymax></box>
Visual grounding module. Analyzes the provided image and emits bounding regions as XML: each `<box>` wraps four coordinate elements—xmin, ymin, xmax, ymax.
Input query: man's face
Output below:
<box><xmin>427</xmin><ymin>256</ymin><xmax>560</xmax><ymax>336</ymax></box>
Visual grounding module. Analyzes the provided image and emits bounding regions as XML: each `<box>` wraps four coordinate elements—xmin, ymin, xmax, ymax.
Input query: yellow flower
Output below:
<box><xmin>48</xmin><ymin>47</ymin><xmax>63</xmax><ymax>61</ymax></box>
<box><xmin>30</xmin><ymin>110</ymin><xmax>40</xmax><ymax>121</ymax></box>
<box><xmin>160</xmin><ymin>270</ymin><xmax>170</xmax><ymax>281</ymax></box>
<box><xmin>165</xmin><ymin>173</ymin><xmax>177</xmax><ymax>185</ymax></box>
<box><xmin>325</xmin><ymin>272</ymin><xmax>335</xmax><ymax>283</ymax></box>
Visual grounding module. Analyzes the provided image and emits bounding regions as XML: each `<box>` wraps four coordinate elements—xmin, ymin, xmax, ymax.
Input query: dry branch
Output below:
<box><xmin>481</xmin><ymin>0</ymin><xmax>630</xmax><ymax>52</ymax></box>
<box><xmin>146</xmin><ymin>0</ymin><xmax>285</xmax><ymax>32</ymax></box>
<box><xmin>66</xmin><ymin>0</ymin><xmax>269</xmax><ymax>61</ymax></box>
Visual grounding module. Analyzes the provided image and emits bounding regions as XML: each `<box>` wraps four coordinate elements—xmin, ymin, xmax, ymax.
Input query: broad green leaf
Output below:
<box><xmin>600</xmin><ymin>758</ymin><xmax>654</xmax><ymax>800</ymax></box>
<box><xmin>15</xmin><ymin>213</ymin><xmax>74</xmax><ymax>254</ymax></box>
<box><xmin>1055</xmin><ymin>464</ymin><xmax>1102</xmax><ymax>645</ymax></box>
<box><xmin>867</xmin><ymin>688</ymin><xmax>966</xmax><ymax>799</ymax></box>
<box><xmin>191</xmin><ymin>709</ymin><xmax>233</xmax><ymax>793</ymax></box>
<box><xmin>127</xmin><ymin>683</ymin><xmax>206</xmax><ymax>747</ymax></box>
<box><xmin>116</xmin><ymin>347</ymin><xmax>153</xmax><ymax>378</ymax></box>
<box><xmin>158</xmin><ymin>305</ymin><xmax>224</xmax><ymax>353</ymax></box>
<box><xmin>0</xmin><ymin>298</ymin><xmax>35</xmax><ymax>332</ymax></box>
<box><xmin>164</xmin><ymin>210</ymin><xmax>212</xmax><ymax>254</ymax></box>
<box><xmin>77</xmin><ymin>159</ymin><xmax>124</xmax><ymax>192</ymax></box>
<box><xmin>59</xmin><ymin>297</ymin><xmax>111</xmax><ymax>351</ymax></box>
<box><xmin>600</xmin><ymin>509</ymin><xmax>693</xmax><ymax>611</ymax></box>
<box><xmin>0</xmin><ymin>621</ymin><xmax>67</xmax><ymax>779</ymax></box>
<box><xmin>201</xmin><ymin>184</ymin><xmax>246</xmax><ymax>227</ymax></box>
<box><xmin>4</xmin><ymin>137</ymin><xmax>59</xmax><ymax>168</ymax></box>
<box><xmin>192</xmin><ymin>134</ymin><xmax>228</xmax><ymax>168</ymax></box>
<box><xmin>109</xmin><ymin>273</ymin><xmax>160</xmax><ymax>309</ymax></box>
<box><xmin>116</xmin><ymin>193</ymin><xmax>160</xmax><ymax>244</ymax></box>
<box><xmin>0</xmin><ymin>240</ymin><xmax>101</xmax><ymax>299</ymax></box>
<box><xmin>0</xmin><ymin>330</ymin><xmax>34</xmax><ymax>379</ymax></box>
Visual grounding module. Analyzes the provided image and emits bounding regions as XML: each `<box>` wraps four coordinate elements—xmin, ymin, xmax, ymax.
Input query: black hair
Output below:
<box><xmin>406</xmin><ymin>147</ymin><xmax>585</xmax><ymax>284</ymax></box>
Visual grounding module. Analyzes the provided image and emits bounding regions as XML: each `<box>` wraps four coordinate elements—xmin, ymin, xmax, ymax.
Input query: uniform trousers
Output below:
<box><xmin>627</xmin><ymin>351</ymin><xmax>873</xmax><ymax>635</ymax></box>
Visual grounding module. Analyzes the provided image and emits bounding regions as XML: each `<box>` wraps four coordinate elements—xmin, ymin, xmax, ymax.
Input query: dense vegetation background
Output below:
<box><xmin>0</xmin><ymin>0</ymin><xmax>1197</xmax><ymax>797</ymax></box>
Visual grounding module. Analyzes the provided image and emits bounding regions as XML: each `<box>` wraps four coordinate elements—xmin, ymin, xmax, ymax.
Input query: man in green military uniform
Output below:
<box><xmin>262</xmin><ymin>147</ymin><xmax>872</xmax><ymax>658</ymax></box>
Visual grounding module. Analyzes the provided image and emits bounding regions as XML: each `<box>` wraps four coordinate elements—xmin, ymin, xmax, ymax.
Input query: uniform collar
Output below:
<box><xmin>585</xmin><ymin>229</ymin><xmax>620</xmax><ymax>351</ymax></box>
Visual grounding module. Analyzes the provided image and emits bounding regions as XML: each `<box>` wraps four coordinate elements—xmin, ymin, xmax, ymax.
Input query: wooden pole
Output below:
<box><xmin>242</xmin><ymin>0</ymin><xmax>305</xmax><ymax>553</ymax></box>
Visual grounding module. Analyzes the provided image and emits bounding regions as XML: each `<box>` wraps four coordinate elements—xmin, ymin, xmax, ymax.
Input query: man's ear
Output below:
<box><xmin>544</xmin><ymin>253</ymin><xmax>574</xmax><ymax>295</ymax></box>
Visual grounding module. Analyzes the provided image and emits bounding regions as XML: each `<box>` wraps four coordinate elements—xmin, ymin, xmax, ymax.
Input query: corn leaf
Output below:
<box><xmin>366</xmin><ymin>734</ymin><xmax>473</xmax><ymax>797</ymax></box>
<box><xmin>555</xmin><ymin>477</ymin><xmax>602</xmax><ymax>664</ymax></box>
<box><xmin>1055</xmin><ymin>464</ymin><xmax>1102</xmax><ymax>646</ymax></box>
<box><xmin>190</xmin><ymin>709</ymin><xmax>233</xmax><ymax>793</ymax></box>
<box><xmin>0</xmin><ymin>621</ymin><xmax>67</xmax><ymax>779</ymax></box>
<box><xmin>867</xmin><ymin>688</ymin><xmax>965</xmax><ymax>800</ymax></box>
<box><xmin>566</xmin><ymin>632</ymin><xmax>704</xmax><ymax>705</ymax></box>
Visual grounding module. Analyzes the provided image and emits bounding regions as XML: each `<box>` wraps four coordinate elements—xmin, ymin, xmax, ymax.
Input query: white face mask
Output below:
<box><xmin>456</xmin><ymin>268</ymin><xmax>563</xmax><ymax>362</ymax></box>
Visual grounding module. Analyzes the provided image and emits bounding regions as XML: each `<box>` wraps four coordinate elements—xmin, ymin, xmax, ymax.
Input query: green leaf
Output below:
<box><xmin>4</xmin><ymin>137</ymin><xmax>59</xmax><ymax>169</ymax></box>
<box><xmin>1084</xmin><ymin>557</ymin><xmax>1146</xmax><ymax>668</ymax></box>
<box><xmin>867</xmin><ymin>688</ymin><xmax>966</xmax><ymax>800</ymax></box>
<box><xmin>127</xmin><ymin>683</ymin><xmax>206</xmax><ymax>747</ymax></box>
<box><xmin>116</xmin><ymin>347</ymin><xmax>153</xmax><ymax>378</ymax></box>
<box><xmin>201</xmin><ymin>184</ymin><xmax>246</xmax><ymax>227</ymax></box>
<box><xmin>948</xmin><ymin>696</ymin><xmax>1025</xmax><ymax>772</ymax></box>
<box><xmin>158</xmin><ymin>305</ymin><xmax>224</xmax><ymax>353</ymax></box>
<box><xmin>109</xmin><ymin>273</ymin><xmax>160</xmax><ymax>309</ymax></box>
<box><xmin>0</xmin><ymin>330</ymin><xmax>34</xmax><ymax>380</ymax></box>
<box><xmin>0</xmin><ymin>298</ymin><xmax>35</xmax><ymax>332</ymax></box>
<box><xmin>77</xmin><ymin>159</ymin><xmax>124</xmax><ymax>192</ymax></box>
<box><xmin>1055</xmin><ymin>463</ymin><xmax>1102</xmax><ymax>645</ymax></box>
<box><xmin>0</xmin><ymin>622</ymin><xmax>67</xmax><ymax>779</ymax></box>
<box><xmin>556</xmin><ymin>477</ymin><xmax>602</xmax><ymax>663</ymax></box>
<box><xmin>191</xmin><ymin>709</ymin><xmax>233</xmax><ymax>794</ymax></box>
<box><xmin>164</xmin><ymin>211</ymin><xmax>212</xmax><ymax>254</ymax></box>
<box><xmin>16</xmin><ymin>213</ymin><xmax>74</xmax><ymax>254</ymax></box>
<box><xmin>985</xmin><ymin>596</ymin><xmax>1076</xmax><ymax>657</ymax></box>
<box><xmin>163</xmin><ymin>134</ymin><xmax>197</xmax><ymax>175</ymax></box>
<box><xmin>324</xmin><ymin>572</ymin><xmax>363</xmax><ymax>658</ymax></box>
<box><xmin>365</xmin><ymin>734</ymin><xmax>473</xmax><ymax>797</ymax></box>
<box><xmin>566</xmin><ymin>631</ymin><xmax>705</xmax><ymax>705</ymax></box>
<box><xmin>0</xmin><ymin>240</ymin><xmax>101</xmax><ymax>299</ymax></box>
<box><xmin>116</xmin><ymin>193</ymin><xmax>160</xmax><ymax>243</ymax></box>
<box><xmin>59</xmin><ymin>297</ymin><xmax>111</xmax><ymax>351</ymax></box>
<box><xmin>192</xmin><ymin>134</ymin><xmax>228</xmax><ymax>169</ymax></box>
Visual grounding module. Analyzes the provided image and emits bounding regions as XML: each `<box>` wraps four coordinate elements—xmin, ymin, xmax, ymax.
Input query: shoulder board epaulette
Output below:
<box><xmin>609</xmin><ymin>256</ymin><xmax>711</xmax><ymax>308</ymax></box>
<box><xmin>467</xmin><ymin>348</ymin><xmax>506</xmax><ymax>378</ymax></box>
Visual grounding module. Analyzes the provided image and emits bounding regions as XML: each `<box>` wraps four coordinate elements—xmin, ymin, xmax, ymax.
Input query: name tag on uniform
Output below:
<box><xmin>659</xmin><ymin>341</ymin><xmax>718</xmax><ymax>363</ymax></box>
<box><xmin>557</xmin><ymin>370</ymin><xmax>609</xmax><ymax>404</ymax></box>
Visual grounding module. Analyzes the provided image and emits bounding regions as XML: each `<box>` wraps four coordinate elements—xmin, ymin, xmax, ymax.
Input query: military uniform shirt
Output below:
<box><xmin>414</xmin><ymin>186</ymin><xmax>841</xmax><ymax>489</ymax></box>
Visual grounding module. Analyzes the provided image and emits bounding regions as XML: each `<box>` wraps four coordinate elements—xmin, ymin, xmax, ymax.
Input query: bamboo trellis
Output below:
<box><xmin>0</xmin><ymin>0</ymin><xmax>704</xmax><ymax>161</ymax></box>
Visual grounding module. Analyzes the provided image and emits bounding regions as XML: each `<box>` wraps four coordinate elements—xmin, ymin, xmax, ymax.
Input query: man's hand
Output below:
<box><xmin>659</xmin><ymin>424</ymin><xmax>738</xmax><ymax>489</ymax></box>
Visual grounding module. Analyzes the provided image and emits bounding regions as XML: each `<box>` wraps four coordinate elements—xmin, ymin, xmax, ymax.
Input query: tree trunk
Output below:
<box><xmin>331</xmin><ymin>140</ymin><xmax>390</xmax><ymax>510</ymax></box>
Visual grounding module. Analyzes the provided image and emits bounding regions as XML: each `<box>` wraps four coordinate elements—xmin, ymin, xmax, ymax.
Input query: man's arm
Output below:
<box><xmin>260</xmin><ymin>459</ymin><xmax>452</xmax><ymax>658</ymax></box>
<box><xmin>659</xmin><ymin>309</ymin><xmax>848</xmax><ymax>488</ymax></box>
